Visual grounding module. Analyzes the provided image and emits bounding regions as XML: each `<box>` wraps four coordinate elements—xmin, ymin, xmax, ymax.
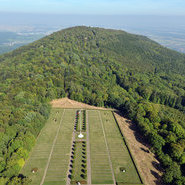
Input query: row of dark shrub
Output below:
<box><xmin>74</xmin><ymin>110</ymin><xmax>86</xmax><ymax>132</ymax></box>
<box><xmin>68</xmin><ymin>141</ymin><xmax>87</xmax><ymax>180</ymax></box>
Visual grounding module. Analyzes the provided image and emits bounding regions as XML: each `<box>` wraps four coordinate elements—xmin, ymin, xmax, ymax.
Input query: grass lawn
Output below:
<box><xmin>100</xmin><ymin>111</ymin><xmax>142</xmax><ymax>184</ymax></box>
<box><xmin>22</xmin><ymin>108</ymin><xmax>143</xmax><ymax>185</ymax></box>
<box><xmin>88</xmin><ymin>110</ymin><xmax>114</xmax><ymax>184</ymax></box>
<box><xmin>21</xmin><ymin>109</ymin><xmax>75</xmax><ymax>185</ymax></box>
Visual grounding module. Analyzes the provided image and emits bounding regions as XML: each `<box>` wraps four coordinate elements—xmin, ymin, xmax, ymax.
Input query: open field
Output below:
<box><xmin>51</xmin><ymin>98</ymin><xmax>163</xmax><ymax>185</ymax></box>
<box><xmin>22</xmin><ymin>107</ymin><xmax>143</xmax><ymax>185</ymax></box>
<box><xmin>100</xmin><ymin>111</ymin><xmax>141</xmax><ymax>184</ymax></box>
<box><xmin>88</xmin><ymin>110</ymin><xmax>114</xmax><ymax>184</ymax></box>
<box><xmin>21</xmin><ymin>109</ymin><xmax>75</xmax><ymax>185</ymax></box>
<box><xmin>88</xmin><ymin>110</ymin><xmax>142</xmax><ymax>185</ymax></box>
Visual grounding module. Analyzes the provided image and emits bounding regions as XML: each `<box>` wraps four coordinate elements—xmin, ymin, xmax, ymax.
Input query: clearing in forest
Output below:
<box><xmin>22</xmin><ymin>105</ymin><xmax>143</xmax><ymax>185</ymax></box>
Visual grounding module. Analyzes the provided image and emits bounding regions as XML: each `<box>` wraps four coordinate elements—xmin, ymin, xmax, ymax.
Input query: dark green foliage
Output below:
<box><xmin>0</xmin><ymin>26</ymin><xmax>185</xmax><ymax>183</ymax></box>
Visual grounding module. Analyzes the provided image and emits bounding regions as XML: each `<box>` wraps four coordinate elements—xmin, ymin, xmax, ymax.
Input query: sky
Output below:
<box><xmin>0</xmin><ymin>0</ymin><xmax>185</xmax><ymax>15</ymax></box>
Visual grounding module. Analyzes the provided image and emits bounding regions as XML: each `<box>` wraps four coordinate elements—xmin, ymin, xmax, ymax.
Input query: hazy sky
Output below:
<box><xmin>0</xmin><ymin>0</ymin><xmax>185</xmax><ymax>15</ymax></box>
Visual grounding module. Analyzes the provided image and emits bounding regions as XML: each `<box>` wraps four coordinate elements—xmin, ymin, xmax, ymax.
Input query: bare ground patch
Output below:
<box><xmin>51</xmin><ymin>98</ymin><xmax>113</xmax><ymax>110</ymax></box>
<box><xmin>114</xmin><ymin>112</ymin><xmax>163</xmax><ymax>185</ymax></box>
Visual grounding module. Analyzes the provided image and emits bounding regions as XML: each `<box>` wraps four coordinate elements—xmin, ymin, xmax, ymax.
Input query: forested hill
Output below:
<box><xmin>0</xmin><ymin>26</ymin><xmax>185</xmax><ymax>184</ymax></box>
<box><xmin>1</xmin><ymin>26</ymin><xmax>185</xmax><ymax>74</ymax></box>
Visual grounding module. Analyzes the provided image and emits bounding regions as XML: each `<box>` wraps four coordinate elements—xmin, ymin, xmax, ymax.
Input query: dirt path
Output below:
<box><xmin>86</xmin><ymin>110</ymin><xmax>92</xmax><ymax>185</ymax></box>
<box><xmin>40</xmin><ymin>109</ymin><xmax>65</xmax><ymax>185</ymax></box>
<box><xmin>114</xmin><ymin>112</ymin><xmax>163</xmax><ymax>185</ymax></box>
<box><xmin>98</xmin><ymin>111</ymin><xmax>116</xmax><ymax>185</ymax></box>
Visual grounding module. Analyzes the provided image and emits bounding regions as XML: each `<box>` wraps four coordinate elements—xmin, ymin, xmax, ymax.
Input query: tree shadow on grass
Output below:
<box><xmin>81</xmin><ymin>164</ymin><xmax>86</xmax><ymax>168</ymax></box>
<box><xmin>140</xmin><ymin>147</ymin><xmax>150</xmax><ymax>153</ymax></box>
<box><xmin>150</xmin><ymin>170</ymin><xmax>162</xmax><ymax>185</ymax></box>
<box><xmin>152</xmin><ymin>161</ymin><xmax>163</xmax><ymax>172</ymax></box>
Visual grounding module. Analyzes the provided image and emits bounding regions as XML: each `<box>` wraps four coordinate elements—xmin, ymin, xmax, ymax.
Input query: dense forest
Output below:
<box><xmin>0</xmin><ymin>26</ymin><xmax>185</xmax><ymax>184</ymax></box>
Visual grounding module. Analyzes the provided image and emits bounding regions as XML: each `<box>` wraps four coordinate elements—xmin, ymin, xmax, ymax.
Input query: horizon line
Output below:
<box><xmin>1</xmin><ymin>11</ymin><xmax>185</xmax><ymax>17</ymax></box>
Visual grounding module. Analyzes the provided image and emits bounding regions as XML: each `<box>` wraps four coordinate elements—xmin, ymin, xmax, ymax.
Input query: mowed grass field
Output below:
<box><xmin>21</xmin><ymin>108</ymin><xmax>75</xmax><ymax>185</ymax></box>
<box><xmin>88</xmin><ymin>110</ymin><xmax>142</xmax><ymax>185</ymax></box>
<box><xmin>22</xmin><ymin>108</ymin><xmax>143</xmax><ymax>185</ymax></box>
<box><xmin>88</xmin><ymin>111</ymin><xmax>114</xmax><ymax>184</ymax></box>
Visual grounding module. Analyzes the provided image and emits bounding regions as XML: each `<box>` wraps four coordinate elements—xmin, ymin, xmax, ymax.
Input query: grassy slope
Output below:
<box><xmin>89</xmin><ymin>110</ymin><xmax>142</xmax><ymax>184</ymax></box>
<box><xmin>88</xmin><ymin>110</ymin><xmax>114</xmax><ymax>184</ymax></box>
<box><xmin>21</xmin><ymin>109</ymin><xmax>75</xmax><ymax>185</ymax></box>
<box><xmin>101</xmin><ymin>111</ymin><xmax>142</xmax><ymax>184</ymax></box>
